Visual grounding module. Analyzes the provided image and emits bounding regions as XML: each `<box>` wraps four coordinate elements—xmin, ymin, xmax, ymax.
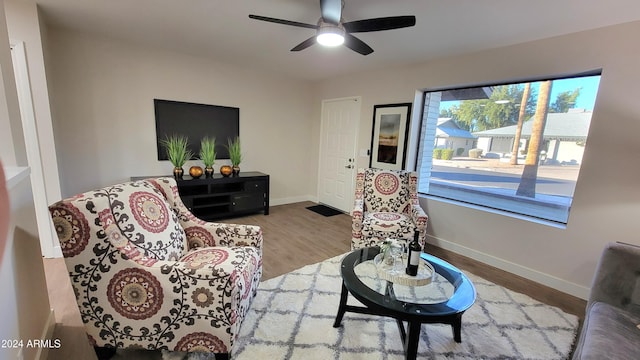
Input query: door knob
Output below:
<box><xmin>345</xmin><ymin>165</ymin><xmax>353</xmax><ymax>169</ymax></box>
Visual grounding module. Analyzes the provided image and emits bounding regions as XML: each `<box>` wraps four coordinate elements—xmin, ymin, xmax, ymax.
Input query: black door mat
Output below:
<box><xmin>306</xmin><ymin>204</ymin><xmax>344</xmax><ymax>217</ymax></box>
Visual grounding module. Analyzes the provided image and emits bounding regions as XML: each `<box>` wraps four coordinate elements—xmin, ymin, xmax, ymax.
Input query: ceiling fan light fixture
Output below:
<box><xmin>316</xmin><ymin>23</ymin><xmax>345</xmax><ymax>47</ymax></box>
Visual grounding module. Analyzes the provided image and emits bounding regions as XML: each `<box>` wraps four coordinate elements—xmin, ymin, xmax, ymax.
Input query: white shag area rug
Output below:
<box><xmin>231</xmin><ymin>254</ymin><xmax>579</xmax><ymax>360</ymax></box>
<box><xmin>134</xmin><ymin>253</ymin><xmax>578</xmax><ymax>359</ymax></box>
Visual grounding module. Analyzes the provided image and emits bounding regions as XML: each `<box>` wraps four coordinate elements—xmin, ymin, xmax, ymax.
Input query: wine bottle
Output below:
<box><xmin>406</xmin><ymin>230</ymin><xmax>421</xmax><ymax>276</ymax></box>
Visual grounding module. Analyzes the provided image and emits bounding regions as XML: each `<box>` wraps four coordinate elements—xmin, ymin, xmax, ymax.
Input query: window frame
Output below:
<box><xmin>414</xmin><ymin>70</ymin><xmax>601</xmax><ymax>226</ymax></box>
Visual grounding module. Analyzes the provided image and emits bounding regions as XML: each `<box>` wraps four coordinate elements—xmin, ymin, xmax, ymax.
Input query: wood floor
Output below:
<box><xmin>42</xmin><ymin>201</ymin><xmax>586</xmax><ymax>359</ymax></box>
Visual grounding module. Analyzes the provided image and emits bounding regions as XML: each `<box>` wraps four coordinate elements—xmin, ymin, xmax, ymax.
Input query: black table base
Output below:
<box><xmin>333</xmin><ymin>281</ymin><xmax>464</xmax><ymax>360</ymax></box>
<box><xmin>332</xmin><ymin>248</ymin><xmax>475</xmax><ymax>360</ymax></box>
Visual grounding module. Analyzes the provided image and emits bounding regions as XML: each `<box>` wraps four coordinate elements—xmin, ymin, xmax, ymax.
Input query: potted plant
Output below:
<box><xmin>199</xmin><ymin>137</ymin><xmax>216</xmax><ymax>177</ymax></box>
<box><xmin>227</xmin><ymin>137</ymin><xmax>242</xmax><ymax>176</ymax></box>
<box><xmin>160</xmin><ymin>135</ymin><xmax>193</xmax><ymax>178</ymax></box>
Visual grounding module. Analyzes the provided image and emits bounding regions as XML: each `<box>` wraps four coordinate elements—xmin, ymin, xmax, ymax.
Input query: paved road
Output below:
<box><xmin>431</xmin><ymin>165</ymin><xmax>577</xmax><ymax>196</ymax></box>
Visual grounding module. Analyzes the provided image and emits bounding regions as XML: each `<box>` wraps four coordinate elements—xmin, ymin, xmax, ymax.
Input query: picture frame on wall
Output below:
<box><xmin>369</xmin><ymin>103</ymin><xmax>412</xmax><ymax>170</ymax></box>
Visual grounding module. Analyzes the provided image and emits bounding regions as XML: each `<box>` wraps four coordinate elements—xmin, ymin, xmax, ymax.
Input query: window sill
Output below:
<box><xmin>419</xmin><ymin>182</ymin><xmax>569</xmax><ymax>229</ymax></box>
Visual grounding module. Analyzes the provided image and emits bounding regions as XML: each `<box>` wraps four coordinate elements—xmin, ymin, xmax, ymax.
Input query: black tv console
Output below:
<box><xmin>132</xmin><ymin>172</ymin><xmax>269</xmax><ymax>221</ymax></box>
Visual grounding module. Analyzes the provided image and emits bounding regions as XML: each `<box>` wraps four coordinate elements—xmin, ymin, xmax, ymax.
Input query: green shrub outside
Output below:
<box><xmin>442</xmin><ymin>149</ymin><xmax>454</xmax><ymax>160</ymax></box>
<box><xmin>433</xmin><ymin>149</ymin><xmax>443</xmax><ymax>159</ymax></box>
<box><xmin>456</xmin><ymin>148</ymin><xmax>465</xmax><ymax>156</ymax></box>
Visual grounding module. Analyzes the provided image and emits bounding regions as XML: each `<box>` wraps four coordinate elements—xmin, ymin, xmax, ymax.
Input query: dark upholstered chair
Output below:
<box><xmin>572</xmin><ymin>242</ymin><xmax>640</xmax><ymax>359</ymax></box>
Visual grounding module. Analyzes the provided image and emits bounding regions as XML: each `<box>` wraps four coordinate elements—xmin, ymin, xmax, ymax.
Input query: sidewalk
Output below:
<box><xmin>433</xmin><ymin>157</ymin><xmax>580</xmax><ymax>181</ymax></box>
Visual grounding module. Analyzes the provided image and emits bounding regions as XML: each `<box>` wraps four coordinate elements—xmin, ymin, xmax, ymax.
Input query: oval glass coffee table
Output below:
<box><xmin>333</xmin><ymin>247</ymin><xmax>476</xmax><ymax>360</ymax></box>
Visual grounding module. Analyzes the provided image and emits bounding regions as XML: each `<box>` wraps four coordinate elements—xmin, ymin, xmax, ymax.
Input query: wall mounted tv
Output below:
<box><xmin>155</xmin><ymin>99</ymin><xmax>239</xmax><ymax>161</ymax></box>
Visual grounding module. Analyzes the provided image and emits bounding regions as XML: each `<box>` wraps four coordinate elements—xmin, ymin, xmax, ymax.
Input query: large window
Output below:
<box><xmin>416</xmin><ymin>73</ymin><xmax>601</xmax><ymax>224</ymax></box>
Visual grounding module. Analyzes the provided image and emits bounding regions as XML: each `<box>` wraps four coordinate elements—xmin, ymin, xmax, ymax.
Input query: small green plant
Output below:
<box><xmin>160</xmin><ymin>135</ymin><xmax>193</xmax><ymax>168</ymax></box>
<box><xmin>227</xmin><ymin>137</ymin><xmax>242</xmax><ymax>166</ymax></box>
<box><xmin>199</xmin><ymin>137</ymin><xmax>216</xmax><ymax>167</ymax></box>
<box><xmin>433</xmin><ymin>148</ymin><xmax>443</xmax><ymax>159</ymax></box>
<box><xmin>442</xmin><ymin>149</ymin><xmax>454</xmax><ymax>160</ymax></box>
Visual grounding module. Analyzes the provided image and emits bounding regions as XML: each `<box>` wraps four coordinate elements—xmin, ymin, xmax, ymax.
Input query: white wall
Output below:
<box><xmin>314</xmin><ymin>21</ymin><xmax>640</xmax><ymax>298</ymax></box>
<box><xmin>47</xmin><ymin>28</ymin><xmax>317</xmax><ymax>203</ymax></box>
<box><xmin>5</xmin><ymin>0</ymin><xmax>62</xmax><ymax>205</ymax></box>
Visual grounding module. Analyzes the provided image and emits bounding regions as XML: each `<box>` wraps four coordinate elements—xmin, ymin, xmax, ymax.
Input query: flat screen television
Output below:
<box><xmin>155</xmin><ymin>99</ymin><xmax>239</xmax><ymax>160</ymax></box>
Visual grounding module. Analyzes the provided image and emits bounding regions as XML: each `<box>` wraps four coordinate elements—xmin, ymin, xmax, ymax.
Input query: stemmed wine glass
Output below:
<box><xmin>388</xmin><ymin>242</ymin><xmax>403</xmax><ymax>274</ymax></box>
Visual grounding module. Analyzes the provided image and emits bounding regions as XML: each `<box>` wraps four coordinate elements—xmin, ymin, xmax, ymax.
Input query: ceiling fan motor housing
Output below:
<box><xmin>316</xmin><ymin>20</ymin><xmax>345</xmax><ymax>46</ymax></box>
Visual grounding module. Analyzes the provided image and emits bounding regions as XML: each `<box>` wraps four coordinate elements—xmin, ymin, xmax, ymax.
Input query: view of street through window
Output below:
<box><xmin>432</xmin><ymin>157</ymin><xmax>578</xmax><ymax>197</ymax></box>
<box><xmin>417</xmin><ymin>74</ymin><xmax>601</xmax><ymax>223</ymax></box>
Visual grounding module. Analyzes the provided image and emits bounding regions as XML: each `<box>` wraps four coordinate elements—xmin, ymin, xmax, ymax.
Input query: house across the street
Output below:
<box><xmin>434</xmin><ymin>118</ymin><xmax>477</xmax><ymax>157</ymax></box>
<box><xmin>472</xmin><ymin>108</ymin><xmax>592</xmax><ymax>165</ymax></box>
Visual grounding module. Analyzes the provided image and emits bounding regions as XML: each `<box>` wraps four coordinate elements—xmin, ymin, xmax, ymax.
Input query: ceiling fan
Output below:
<box><xmin>249</xmin><ymin>0</ymin><xmax>416</xmax><ymax>55</ymax></box>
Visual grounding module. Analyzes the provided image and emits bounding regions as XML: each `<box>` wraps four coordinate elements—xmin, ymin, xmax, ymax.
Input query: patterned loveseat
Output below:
<box><xmin>48</xmin><ymin>177</ymin><xmax>262</xmax><ymax>358</ymax></box>
<box><xmin>351</xmin><ymin>168</ymin><xmax>428</xmax><ymax>249</ymax></box>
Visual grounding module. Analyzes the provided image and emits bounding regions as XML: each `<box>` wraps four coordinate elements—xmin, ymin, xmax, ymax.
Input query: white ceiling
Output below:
<box><xmin>34</xmin><ymin>0</ymin><xmax>640</xmax><ymax>81</ymax></box>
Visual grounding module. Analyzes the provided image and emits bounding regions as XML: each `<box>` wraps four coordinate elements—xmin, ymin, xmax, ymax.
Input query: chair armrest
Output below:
<box><xmin>410</xmin><ymin>204</ymin><xmax>429</xmax><ymax>247</ymax></box>
<box><xmin>182</xmin><ymin>220</ymin><xmax>263</xmax><ymax>252</ymax></box>
<box><xmin>353</xmin><ymin>198</ymin><xmax>364</xmax><ymax>214</ymax></box>
<box><xmin>410</xmin><ymin>204</ymin><xmax>428</xmax><ymax>229</ymax></box>
<box><xmin>589</xmin><ymin>242</ymin><xmax>640</xmax><ymax>312</ymax></box>
<box><xmin>352</xmin><ymin>199</ymin><xmax>364</xmax><ymax>232</ymax></box>
<box><xmin>145</xmin><ymin>178</ymin><xmax>263</xmax><ymax>252</ymax></box>
<box><xmin>140</xmin><ymin>250</ymin><xmax>260</xmax><ymax>350</ymax></box>
<box><xmin>154</xmin><ymin>245</ymin><xmax>261</xmax><ymax>307</ymax></box>
<box><xmin>71</xmin><ymin>248</ymin><xmax>261</xmax><ymax>351</ymax></box>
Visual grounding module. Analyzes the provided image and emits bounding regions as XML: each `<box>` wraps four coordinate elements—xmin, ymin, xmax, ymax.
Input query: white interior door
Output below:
<box><xmin>318</xmin><ymin>97</ymin><xmax>360</xmax><ymax>212</ymax></box>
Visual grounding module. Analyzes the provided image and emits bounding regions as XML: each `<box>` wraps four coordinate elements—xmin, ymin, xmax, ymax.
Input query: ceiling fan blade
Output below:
<box><xmin>291</xmin><ymin>36</ymin><xmax>317</xmax><ymax>52</ymax></box>
<box><xmin>320</xmin><ymin>0</ymin><xmax>342</xmax><ymax>24</ymax></box>
<box><xmin>249</xmin><ymin>14</ymin><xmax>318</xmax><ymax>29</ymax></box>
<box><xmin>344</xmin><ymin>33</ymin><xmax>373</xmax><ymax>55</ymax></box>
<box><xmin>343</xmin><ymin>16</ymin><xmax>416</xmax><ymax>33</ymax></box>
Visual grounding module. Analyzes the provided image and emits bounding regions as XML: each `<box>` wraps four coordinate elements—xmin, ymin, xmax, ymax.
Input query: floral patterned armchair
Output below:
<box><xmin>48</xmin><ymin>177</ymin><xmax>262</xmax><ymax>359</ymax></box>
<box><xmin>351</xmin><ymin>168</ymin><xmax>428</xmax><ymax>250</ymax></box>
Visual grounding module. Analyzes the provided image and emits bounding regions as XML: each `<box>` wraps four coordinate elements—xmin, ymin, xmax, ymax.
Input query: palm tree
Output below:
<box><xmin>516</xmin><ymin>80</ymin><xmax>552</xmax><ymax>197</ymax></box>
<box><xmin>510</xmin><ymin>83</ymin><xmax>531</xmax><ymax>165</ymax></box>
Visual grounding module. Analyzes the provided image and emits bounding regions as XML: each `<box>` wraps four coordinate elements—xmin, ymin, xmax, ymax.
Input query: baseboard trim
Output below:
<box><xmin>428</xmin><ymin>236</ymin><xmax>590</xmax><ymax>300</ymax></box>
<box><xmin>270</xmin><ymin>195</ymin><xmax>316</xmax><ymax>206</ymax></box>
<box><xmin>35</xmin><ymin>309</ymin><xmax>56</xmax><ymax>360</ymax></box>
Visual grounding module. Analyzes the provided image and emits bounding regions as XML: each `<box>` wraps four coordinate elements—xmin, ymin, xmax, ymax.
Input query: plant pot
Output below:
<box><xmin>173</xmin><ymin>167</ymin><xmax>184</xmax><ymax>179</ymax></box>
<box><xmin>204</xmin><ymin>166</ymin><xmax>214</xmax><ymax>178</ymax></box>
<box><xmin>220</xmin><ymin>165</ymin><xmax>232</xmax><ymax>177</ymax></box>
<box><xmin>189</xmin><ymin>166</ymin><xmax>203</xmax><ymax>179</ymax></box>
<box><xmin>232</xmin><ymin>165</ymin><xmax>240</xmax><ymax>176</ymax></box>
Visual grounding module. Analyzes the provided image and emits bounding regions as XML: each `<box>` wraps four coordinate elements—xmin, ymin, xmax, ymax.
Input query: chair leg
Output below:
<box><xmin>93</xmin><ymin>346</ymin><xmax>117</xmax><ymax>360</ymax></box>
